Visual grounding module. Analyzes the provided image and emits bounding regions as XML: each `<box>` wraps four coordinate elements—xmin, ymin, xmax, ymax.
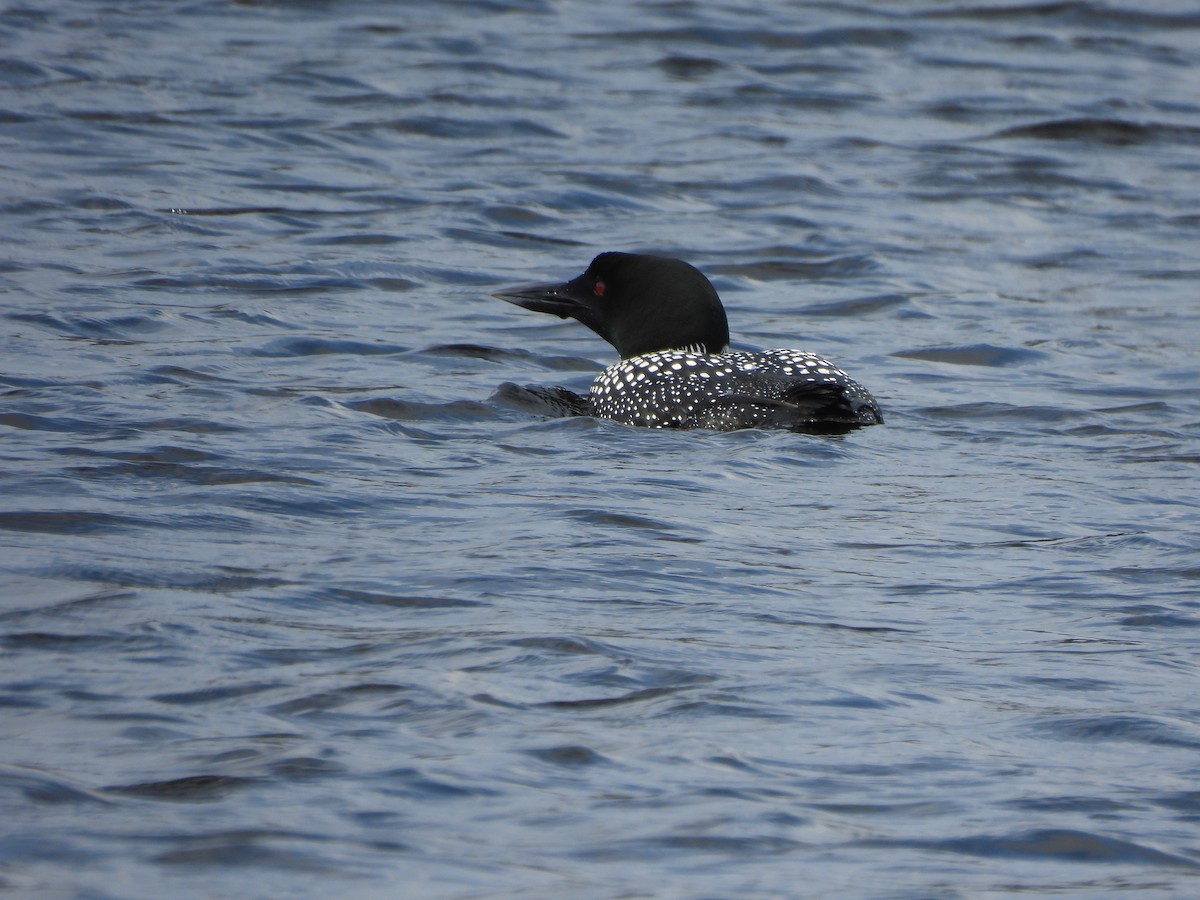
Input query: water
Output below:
<box><xmin>3</xmin><ymin>1</ymin><xmax>1200</xmax><ymax>896</ymax></box>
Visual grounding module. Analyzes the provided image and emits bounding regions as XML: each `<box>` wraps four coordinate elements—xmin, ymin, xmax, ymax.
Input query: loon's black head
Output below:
<box><xmin>493</xmin><ymin>252</ymin><xmax>731</xmax><ymax>359</ymax></box>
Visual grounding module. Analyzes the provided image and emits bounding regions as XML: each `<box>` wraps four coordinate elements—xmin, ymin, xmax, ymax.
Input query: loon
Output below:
<box><xmin>494</xmin><ymin>252</ymin><xmax>882</xmax><ymax>433</ymax></box>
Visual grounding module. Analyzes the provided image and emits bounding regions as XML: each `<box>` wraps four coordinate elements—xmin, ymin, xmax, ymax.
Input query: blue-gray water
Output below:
<box><xmin>3</xmin><ymin>1</ymin><xmax>1200</xmax><ymax>896</ymax></box>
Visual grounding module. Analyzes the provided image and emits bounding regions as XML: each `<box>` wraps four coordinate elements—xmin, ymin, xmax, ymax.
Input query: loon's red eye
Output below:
<box><xmin>593</xmin><ymin>280</ymin><xmax>606</xmax><ymax>297</ymax></box>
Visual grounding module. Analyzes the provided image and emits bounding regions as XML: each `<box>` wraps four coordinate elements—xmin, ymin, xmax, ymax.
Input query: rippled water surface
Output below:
<box><xmin>3</xmin><ymin>1</ymin><xmax>1200</xmax><ymax>896</ymax></box>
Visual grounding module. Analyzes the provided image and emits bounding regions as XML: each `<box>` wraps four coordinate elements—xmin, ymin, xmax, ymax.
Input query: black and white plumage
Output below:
<box><xmin>493</xmin><ymin>252</ymin><xmax>882</xmax><ymax>433</ymax></box>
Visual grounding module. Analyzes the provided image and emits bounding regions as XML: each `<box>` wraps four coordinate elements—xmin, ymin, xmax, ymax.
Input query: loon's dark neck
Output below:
<box><xmin>493</xmin><ymin>252</ymin><xmax>730</xmax><ymax>359</ymax></box>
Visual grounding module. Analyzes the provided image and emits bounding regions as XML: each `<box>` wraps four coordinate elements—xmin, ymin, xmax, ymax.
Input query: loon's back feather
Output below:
<box><xmin>590</xmin><ymin>348</ymin><xmax>881</xmax><ymax>433</ymax></box>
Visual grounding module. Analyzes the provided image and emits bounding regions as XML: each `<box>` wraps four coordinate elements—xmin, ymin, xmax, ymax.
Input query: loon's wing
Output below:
<box><xmin>724</xmin><ymin>350</ymin><xmax>883</xmax><ymax>428</ymax></box>
<box><xmin>678</xmin><ymin>389</ymin><xmax>858</xmax><ymax>434</ymax></box>
<box><xmin>779</xmin><ymin>380</ymin><xmax>882</xmax><ymax>426</ymax></box>
<box><xmin>673</xmin><ymin>378</ymin><xmax>881</xmax><ymax>432</ymax></box>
